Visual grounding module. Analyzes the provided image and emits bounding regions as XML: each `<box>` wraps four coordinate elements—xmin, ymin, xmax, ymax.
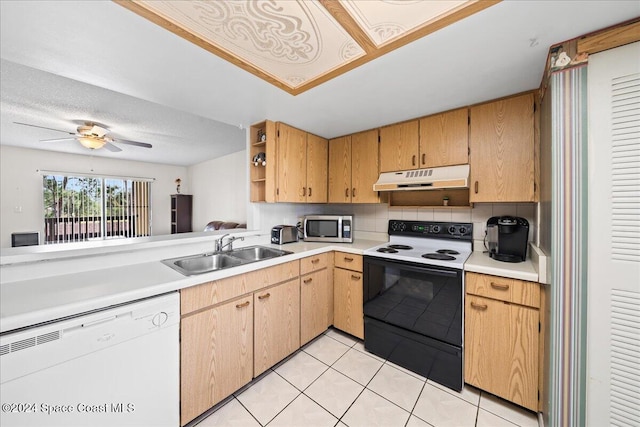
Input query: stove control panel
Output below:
<box><xmin>389</xmin><ymin>220</ymin><xmax>473</xmax><ymax>240</ymax></box>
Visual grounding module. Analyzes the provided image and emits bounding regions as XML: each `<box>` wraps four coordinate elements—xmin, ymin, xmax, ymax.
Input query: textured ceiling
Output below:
<box><xmin>0</xmin><ymin>60</ymin><xmax>245</xmax><ymax>166</ymax></box>
<box><xmin>0</xmin><ymin>1</ymin><xmax>638</xmax><ymax>165</ymax></box>
<box><xmin>117</xmin><ymin>0</ymin><xmax>494</xmax><ymax>94</ymax></box>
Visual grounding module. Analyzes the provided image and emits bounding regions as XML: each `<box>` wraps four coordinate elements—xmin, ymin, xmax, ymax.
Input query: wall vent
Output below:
<box><xmin>611</xmin><ymin>73</ymin><xmax>640</xmax><ymax>263</ymax></box>
<box><xmin>610</xmin><ymin>288</ymin><xmax>640</xmax><ymax>426</ymax></box>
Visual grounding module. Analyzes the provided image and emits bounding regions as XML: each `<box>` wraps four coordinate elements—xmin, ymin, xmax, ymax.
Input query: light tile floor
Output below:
<box><xmin>197</xmin><ymin>329</ymin><xmax>539</xmax><ymax>427</ymax></box>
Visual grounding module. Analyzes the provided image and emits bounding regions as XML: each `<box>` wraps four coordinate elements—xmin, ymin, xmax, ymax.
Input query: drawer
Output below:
<box><xmin>181</xmin><ymin>260</ymin><xmax>300</xmax><ymax>315</ymax></box>
<box><xmin>465</xmin><ymin>272</ymin><xmax>540</xmax><ymax>308</ymax></box>
<box><xmin>334</xmin><ymin>252</ymin><xmax>362</xmax><ymax>272</ymax></box>
<box><xmin>300</xmin><ymin>252</ymin><xmax>329</xmax><ymax>275</ymax></box>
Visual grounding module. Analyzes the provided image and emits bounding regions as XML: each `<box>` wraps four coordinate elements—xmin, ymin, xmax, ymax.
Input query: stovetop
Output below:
<box><xmin>363</xmin><ymin>220</ymin><xmax>473</xmax><ymax>269</ymax></box>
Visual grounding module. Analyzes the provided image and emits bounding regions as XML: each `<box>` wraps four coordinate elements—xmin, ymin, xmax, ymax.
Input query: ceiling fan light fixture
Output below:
<box><xmin>78</xmin><ymin>136</ymin><xmax>106</xmax><ymax>150</ymax></box>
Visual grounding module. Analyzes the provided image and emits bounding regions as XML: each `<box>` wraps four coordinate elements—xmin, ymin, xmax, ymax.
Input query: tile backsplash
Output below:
<box><xmin>250</xmin><ymin>201</ymin><xmax>537</xmax><ymax>251</ymax></box>
<box><xmin>349</xmin><ymin>203</ymin><xmax>537</xmax><ymax>251</ymax></box>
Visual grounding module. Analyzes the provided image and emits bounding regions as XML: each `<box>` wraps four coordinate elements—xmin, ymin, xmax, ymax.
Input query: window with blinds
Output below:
<box><xmin>43</xmin><ymin>174</ymin><xmax>151</xmax><ymax>244</ymax></box>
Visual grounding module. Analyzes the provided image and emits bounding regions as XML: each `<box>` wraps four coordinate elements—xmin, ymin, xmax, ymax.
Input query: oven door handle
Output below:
<box><xmin>364</xmin><ymin>256</ymin><xmax>461</xmax><ymax>278</ymax></box>
<box><xmin>415</xmin><ymin>267</ymin><xmax>459</xmax><ymax>278</ymax></box>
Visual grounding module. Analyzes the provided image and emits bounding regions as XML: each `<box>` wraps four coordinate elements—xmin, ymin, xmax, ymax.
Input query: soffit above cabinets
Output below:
<box><xmin>115</xmin><ymin>0</ymin><xmax>499</xmax><ymax>95</ymax></box>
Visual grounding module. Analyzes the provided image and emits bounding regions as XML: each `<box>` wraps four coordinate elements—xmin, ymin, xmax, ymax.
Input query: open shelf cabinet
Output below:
<box><xmin>249</xmin><ymin>120</ymin><xmax>276</xmax><ymax>202</ymax></box>
<box><xmin>385</xmin><ymin>188</ymin><xmax>473</xmax><ymax>208</ymax></box>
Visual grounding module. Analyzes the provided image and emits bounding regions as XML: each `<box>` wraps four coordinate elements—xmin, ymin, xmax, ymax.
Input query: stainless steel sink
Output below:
<box><xmin>162</xmin><ymin>253</ymin><xmax>243</xmax><ymax>276</ymax></box>
<box><xmin>228</xmin><ymin>246</ymin><xmax>292</xmax><ymax>262</ymax></box>
<box><xmin>162</xmin><ymin>246</ymin><xmax>292</xmax><ymax>276</ymax></box>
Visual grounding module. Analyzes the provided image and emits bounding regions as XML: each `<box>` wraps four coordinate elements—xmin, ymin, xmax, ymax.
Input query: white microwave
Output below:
<box><xmin>303</xmin><ymin>215</ymin><xmax>353</xmax><ymax>243</ymax></box>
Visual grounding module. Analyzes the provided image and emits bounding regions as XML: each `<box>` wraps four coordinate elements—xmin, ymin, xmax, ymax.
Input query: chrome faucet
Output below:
<box><xmin>214</xmin><ymin>234</ymin><xmax>244</xmax><ymax>252</ymax></box>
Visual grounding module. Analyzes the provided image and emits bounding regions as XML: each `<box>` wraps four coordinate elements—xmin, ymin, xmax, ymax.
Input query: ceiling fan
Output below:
<box><xmin>14</xmin><ymin>121</ymin><xmax>153</xmax><ymax>152</ymax></box>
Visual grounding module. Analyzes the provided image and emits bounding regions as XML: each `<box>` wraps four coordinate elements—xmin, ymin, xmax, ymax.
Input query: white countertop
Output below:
<box><xmin>464</xmin><ymin>251</ymin><xmax>539</xmax><ymax>282</ymax></box>
<box><xmin>1</xmin><ymin>234</ymin><xmax>543</xmax><ymax>334</ymax></box>
<box><xmin>0</xmin><ymin>238</ymin><xmax>380</xmax><ymax>333</ymax></box>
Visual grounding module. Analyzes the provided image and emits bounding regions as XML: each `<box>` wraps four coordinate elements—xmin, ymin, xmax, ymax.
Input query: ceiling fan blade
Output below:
<box><xmin>103</xmin><ymin>141</ymin><xmax>122</xmax><ymax>152</ymax></box>
<box><xmin>40</xmin><ymin>137</ymin><xmax>77</xmax><ymax>143</ymax></box>
<box><xmin>112</xmin><ymin>138</ymin><xmax>152</xmax><ymax>149</ymax></box>
<box><xmin>14</xmin><ymin>122</ymin><xmax>75</xmax><ymax>135</ymax></box>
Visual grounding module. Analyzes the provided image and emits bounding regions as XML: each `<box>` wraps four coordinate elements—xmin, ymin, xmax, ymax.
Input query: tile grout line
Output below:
<box><xmin>202</xmin><ymin>330</ymin><xmax>537</xmax><ymax>427</ymax></box>
<box><xmin>232</xmin><ymin>396</ymin><xmax>266</xmax><ymax>427</ymax></box>
<box><xmin>299</xmin><ymin>337</ymin><xmax>384</xmax><ymax>424</ymax></box>
<box><xmin>404</xmin><ymin>380</ymin><xmax>428</xmax><ymax>427</ymax></box>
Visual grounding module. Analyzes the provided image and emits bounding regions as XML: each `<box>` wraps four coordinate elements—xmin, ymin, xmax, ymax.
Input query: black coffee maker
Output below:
<box><xmin>486</xmin><ymin>216</ymin><xmax>529</xmax><ymax>262</ymax></box>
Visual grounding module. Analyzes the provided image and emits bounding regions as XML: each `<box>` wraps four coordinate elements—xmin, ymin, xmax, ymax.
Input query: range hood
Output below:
<box><xmin>373</xmin><ymin>164</ymin><xmax>470</xmax><ymax>192</ymax></box>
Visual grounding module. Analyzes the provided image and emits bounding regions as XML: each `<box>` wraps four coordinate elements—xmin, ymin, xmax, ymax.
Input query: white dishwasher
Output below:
<box><xmin>0</xmin><ymin>292</ymin><xmax>180</xmax><ymax>427</ymax></box>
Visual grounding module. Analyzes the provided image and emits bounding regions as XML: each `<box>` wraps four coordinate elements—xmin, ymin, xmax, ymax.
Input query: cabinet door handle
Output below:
<box><xmin>352</xmin><ymin>188</ymin><xmax>357</xmax><ymax>198</ymax></box>
<box><xmin>412</xmin><ymin>155</ymin><xmax>416</xmax><ymax>166</ymax></box>
<box><xmin>302</xmin><ymin>187</ymin><xmax>307</xmax><ymax>197</ymax></box>
<box><xmin>470</xmin><ymin>301</ymin><xmax>488</xmax><ymax>310</ymax></box>
<box><xmin>474</xmin><ymin>181</ymin><xmax>479</xmax><ymax>194</ymax></box>
<box><xmin>236</xmin><ymin>301</ymin><xmax>250</xmax><ymax>309</ymax></box>
<box><xmin>421</xmin><ymin>153</ymin><xmax>426</xmax><ymax>165</ymax></box>
<box><xmin>344</xmin><ymin>257</ymin><xmax>354</xmax><ymax>262</ymax></box>
<box><xmin>351</xmin><ymin>274</ymin><xmax>361</xmax><ymax>280</ymax></box>
<box><xmin>345</xmin><ymin>188</ymin><xmax>349</xmax><ymax>198</ymax></box>
<box><xmin>311</xmin><ymin>258</ymin><xmax>320</xmax><ymax>264</ymax></box>
<box><xmin>308</xmin><ymin>187</ymin><xmax>312</xmax><ymax>197</ymax></box>
<box><xmin>303</xmin><ymin>278</ymin><xmax>313</xmax><ymax>284</ymax></box>
<box><xmin>490</xmin><ymin>282</ymin><xmax>510</xmax><ymax>290</ymax></box>
<box><xmin>258</xmin><ymin>293</ymin><xmax>271</xmax><ymax>300</ymax></box>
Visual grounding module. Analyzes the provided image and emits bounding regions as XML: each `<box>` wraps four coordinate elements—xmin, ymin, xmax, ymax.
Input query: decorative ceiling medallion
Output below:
<box><xmin>115</xmin><ymin>0</ymin><xmax>499</xmax><ymax>95</ymax></box>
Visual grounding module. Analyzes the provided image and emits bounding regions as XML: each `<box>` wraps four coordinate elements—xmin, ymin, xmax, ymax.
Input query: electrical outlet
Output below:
<box><xmin>14</xmin><ymin>206</ymin><xmax>22</xmax><ymax>213</ymax></box>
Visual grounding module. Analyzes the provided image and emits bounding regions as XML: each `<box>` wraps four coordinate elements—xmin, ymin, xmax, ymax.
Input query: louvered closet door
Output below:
<box><xmin>587</xmin><ymin>41</ymin><xmax>640</xmax><ymax>427</ymax></box>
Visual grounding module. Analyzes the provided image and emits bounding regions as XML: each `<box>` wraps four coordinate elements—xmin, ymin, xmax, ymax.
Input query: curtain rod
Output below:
<box><xmin>36</xmin><ymin>169</ymin><xmax>156</xmax><ymax>182</ymax></box>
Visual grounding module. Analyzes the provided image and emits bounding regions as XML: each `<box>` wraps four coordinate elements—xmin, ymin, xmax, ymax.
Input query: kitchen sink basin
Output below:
<box><xmin>228</xmin><ymin>246</ymin><xmax>292</xmax><ymax>262</ymax></box>
<box><xmin>162</xmin><ymin>253</ymin><xmax>243</xmax><ymax>276</ymax></box>
<box><xmin>162</xmin><ymin>246</ymin><xmax>293</xmax><ymax>276</ymax></box>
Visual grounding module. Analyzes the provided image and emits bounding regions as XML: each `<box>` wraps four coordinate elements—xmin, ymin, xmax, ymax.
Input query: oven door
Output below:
<box><xmin>363</xmin><ymin>255</ymin><xmax>464</xmax><ymax>391</ymax></box>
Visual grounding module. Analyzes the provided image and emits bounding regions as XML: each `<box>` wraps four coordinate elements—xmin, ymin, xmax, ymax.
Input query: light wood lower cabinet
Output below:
<box><xmin>333</xmin><ymin>252</ymin><xmax>364</xmax><ymax>339</ymax></box>
<box><xmin>180</xmin><ymin>260</ymin><xmax>299</xmax><ymax>425</ymax></box>
<box><xmin>301</xmin><ymin>268</ymin><xmax>331</xmax><ymax>345</ymax></box>
<box><xmin>254</xmin><ymin>279</ymin><xmax>301</xmax><ymax>376</ymax></box>
<box><xmin>464</xmin><ymin>272</ymin><xmax>540</xmax><ymax>411</ymax></box>
<box><xmin>180</xmin><ymin>296</ymin><xmax>253</xmax><ymax>425</ymax></box>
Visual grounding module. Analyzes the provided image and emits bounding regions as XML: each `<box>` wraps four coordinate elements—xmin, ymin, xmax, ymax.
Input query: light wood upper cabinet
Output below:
<box><xmin>328</xmin><ymin>130</ymin><xmax>379</xmax><ymax>203</ymax></box>
<box><xmin>328</xmin><ymin>136</ymin><xmax>351</xmax><ymax>203</ymax></box>
<box><xmin>351</xmin><ymin>130</ymin><xmax>380</xmax><ymax>203</ymax></box>
<box><xmin>254</xmin><ymin>279</ymin><xmax>301</xmax><ymax>376</ymax></box>
<box><xmin>306</xmin><ymin>133</ymin><xmax>329</xmax><ymax>203</ymax></box>
<box><xmin>180</xmin><ymin>296</ymin><xmax>253</xmax><ymax>426</ymax></box>
<box><xmin>464</xmin><ymin>272</ymin><xmax>540</xmax><ymax>411</ymax></box>
<box><xmin>419</xmin><ymin>108</ymin><xmax>469</xmax><ymax>168</ymax></box>
<box><xmin>277</xmin><ymin>123</ymin><xmax>308</xmax><ymax>203</ymax></box>
<box><xmin>277</xmin><ymin>123</ymin><xmax>328</xmax><ymax>203</ymax></box>
<box><xmin>380</xmin><ymin>115</ymin><xmax>467</xmax><ymax>172</ymax></box>
<box><xmin>469</xmin><ymin>93</ymin><xmax>536</xmax><ymax>202</ymax></box>
<box><xmin>379</xmin><ymin>120</ymin><xmax>419</xmax><ymax>172</ymax></box>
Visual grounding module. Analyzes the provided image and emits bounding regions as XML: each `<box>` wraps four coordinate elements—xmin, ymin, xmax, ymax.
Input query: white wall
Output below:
<box><xmin>0</xmin><ymin>146</ymin><xmax>187</xmax><ymax>247</ymax></box>
<box><xmin>188</xmin><ymin>150</ymin><xmax>247</xmax><ymax>231</ymax></box>
<box><xmin>0</xmin><ymin>143</ymin><xmax>536</xmax><ymax>250</ymax></box>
